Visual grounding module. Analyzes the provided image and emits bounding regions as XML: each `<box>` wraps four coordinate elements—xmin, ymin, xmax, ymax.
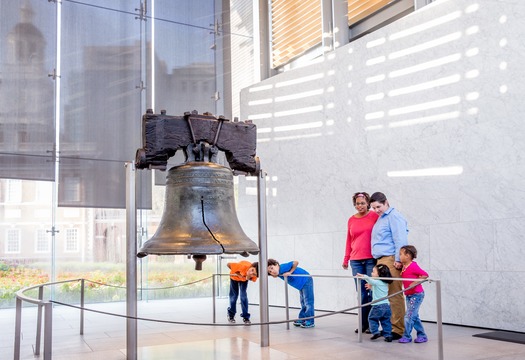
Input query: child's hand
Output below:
<box><xmin>356</xmin><ymin>273</ymin><xmax>364</xmax><ymax>277</ymax></box>
<box><xmin>365</xmin><ymin>283</ymin><xmax>372</xmax><ymax>290</ymax></box>
<box><xmin>283</xmin><ymin>271</ymin><xmax>292</xmax><ymax>277</ymax></box>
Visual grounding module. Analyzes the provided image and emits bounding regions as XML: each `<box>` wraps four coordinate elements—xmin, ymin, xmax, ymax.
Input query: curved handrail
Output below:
<box><xmin>15</xmin><ymin>275</ymin><xmax>219</xmax><ymax>304</ymax></box>
<box><xmin>13</xmin><ymin>274</ymin><xmax>443</xmax><ymax>360</ymax></box>
<box><xmin>13</xmin><ymin>274</ymin><xmax>226</xmax><ymax>360</ymax></box>
<box><xmin>15</xmin><ymin>278</ymin><xmax>84</xmax><ymax>305</ymax></box>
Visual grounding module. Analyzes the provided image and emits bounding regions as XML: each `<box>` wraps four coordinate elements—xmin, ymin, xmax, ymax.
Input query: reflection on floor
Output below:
<box><xmin>132</xmin><ymin>338</ymin><xmax>290</xmax><ymax>360</ymax></box>
<box><xmin>1</xmin><ymin>298</ymin><xmax>524</xmax><ymax>360</ymax></box>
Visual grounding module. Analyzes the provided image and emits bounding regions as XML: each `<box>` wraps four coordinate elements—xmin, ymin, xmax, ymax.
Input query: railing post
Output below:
<box><xmin>80</xmin><ymin>279</ymin><xmax>85</xmax><ymax>335</ymax></box>
<box><xmin>284</xmin><ymin>277</ymin><xmax>290</xmax><ymax>330</ymax></box>
<box><xmin>34</xmin><ymin>286</ymin><xmax>44</xmax><ymax>355</ymax></box>
<box><xmin>436</xmin><ymin>280</ymin><xmax>444</xmax><ymax>360</ymax></box>
<box><xmin>43</xmin><ymin>302</ymin><xmax>53</xmax><ymax>360</ymax></box>
<box><xmin>14</xmin><ymin>297</ymin><xmax>22</xmax><ymax>360</ymax></box>
<box><xmin>357</xmin><ymin>277</ymin><xmax>362</xmax><ymax>343</ymax></box>
<box><xmin>212</xmin><ymin>275</ymin><xmax>216</xmax><ymax>323</ymax></box>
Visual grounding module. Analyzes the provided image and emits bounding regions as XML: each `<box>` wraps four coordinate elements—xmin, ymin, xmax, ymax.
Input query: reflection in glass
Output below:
<box><xmin>0</xmin><ymin>0</ymin><xmax>55</xmax><ymax>181</ymax></box>
<box><xmin>59</xmin><ymin>0</ymin><xmax>146</xmax><ymax>209</ymax></box>
<box><xmin>149</xmin><ymin>0</ymin><xmax>216</xmax><ymax>115</ymax></box>
<box><xmin>0</xmin><ymin>0</ymin><xmax>240</xmax><ymax>309</ymax></box>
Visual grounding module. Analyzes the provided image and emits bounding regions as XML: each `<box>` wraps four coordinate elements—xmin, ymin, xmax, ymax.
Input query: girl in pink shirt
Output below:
<box><xmin>398</xmin><ymin>245</ymin><xmax>429</xmax><ymax>343</ymax></box>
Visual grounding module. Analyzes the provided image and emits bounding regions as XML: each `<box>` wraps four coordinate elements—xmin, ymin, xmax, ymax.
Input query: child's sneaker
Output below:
<box><xmin>384</xmin><ymin>336</ymin><xmax>393</xmax><ymax>342</ymax></box>
<box><xmin>398</xmin><ymin>337</ymin><xmax>412</xmax><ymax>343</ymax></box>
<box><xmin>243</xmin><ymin>318</ymin><xmax>251</xmax><ymax>325</ymax></box>
<box><xmin>293</xmin><ymin>321</ymin><xmax>303</xmax><ymax>327</ymax></box>
<box><xmin>227</xmin><ymin>315</ymin><xmax>235</xmax><ymax>323</ymax></box>
<box><xmin>370</xmin><ymin>333</ymin><xmax>382</xmax><ymax>340</ymax></box>
<box><xmin>415</xmin><ymin>336</ymin><xmax>428</xmax><ymax>343</ymax></box>
<box><xmin>300</xmin><ymin>322</ymin><xmax>315</xmax><ymax>328</ymax></box>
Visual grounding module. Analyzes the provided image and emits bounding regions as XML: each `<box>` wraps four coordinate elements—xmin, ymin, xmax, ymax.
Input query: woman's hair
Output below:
<box><xmin>268</xmin><ymin>258</ymin><xmax>279</xmax><ymax>267</ymax></box>
<box><xmin>370</xmin><ymin>192</ymin><xmax>388</xmax><ymax>204</ymax></box>
<box><xmin>376</xmin><ymin>264</ymin><xmax>393</xmax><ymax>284</ymax></box>
<box><xmin>352</xmin><ymin>192</ymin><xmax>371</xmax><ymax>209</ymax></box>
<box><xmin>400</xmin><ymin>245</ymin><xmax>417</xmax><ymax>259</ymax></box>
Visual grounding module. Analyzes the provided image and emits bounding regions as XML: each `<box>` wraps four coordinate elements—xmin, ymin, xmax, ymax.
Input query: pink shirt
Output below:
<box><xmin>401</xmin><ymin>261</ymin><xmax>429</xmax><ymax>295</ymax></box>
<box><xmin>343</xmin><ymin>211</ymin><xmax>379</xmax><ymax>264</ymax></box>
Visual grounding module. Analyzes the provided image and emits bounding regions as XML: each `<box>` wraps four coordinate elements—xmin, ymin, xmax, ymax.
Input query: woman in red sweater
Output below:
<box><xmin>342</xmin><ymin>192</ymin><xmax>379</xmax><ymax>334</ymax></box>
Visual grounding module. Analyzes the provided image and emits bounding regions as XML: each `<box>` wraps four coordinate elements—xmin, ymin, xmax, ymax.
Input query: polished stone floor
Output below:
<box><xmin>1</xmin><ymin>298</ymin><xmax>524</xmax><ymax>360</ymax></box>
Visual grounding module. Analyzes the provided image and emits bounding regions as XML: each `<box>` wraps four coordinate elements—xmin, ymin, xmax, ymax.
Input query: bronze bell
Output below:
<box><xmin>137</xmin><ymin>161</ymin><xmax>259</xmax><ymax>267</ymax></box>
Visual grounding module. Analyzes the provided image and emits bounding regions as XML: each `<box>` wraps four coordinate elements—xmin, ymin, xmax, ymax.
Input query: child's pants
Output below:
<box><xmin>228</xmin><ymin>279</ymin><xmax>249</xmax><ymax>319</ymax></box>
<box><xmin>402</xmin><ymin>292</ymin><xmax>426</xmax><ymax>340</ymax></box>
<box><xmin>368</xmin><ymin>303</ymin><xmax>392</xmax><ymax>337</ymax></box>
<box><xmin>298</xmin><ymin>278</ymin><xmax>315</xmax><ymax>325</ymax></box>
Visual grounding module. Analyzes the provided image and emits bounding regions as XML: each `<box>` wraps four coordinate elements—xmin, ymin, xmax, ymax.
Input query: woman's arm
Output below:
<box><xmin>343</xmin><ymin>219</ymin><xmax>352</xmax><ymax>269</ymax></box>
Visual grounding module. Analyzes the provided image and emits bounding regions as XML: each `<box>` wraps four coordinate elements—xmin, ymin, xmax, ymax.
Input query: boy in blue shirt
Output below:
<box><xmin>267</xmin><ymin>259</ymin><xmax>315</xmax><ymax>328</ymax></box>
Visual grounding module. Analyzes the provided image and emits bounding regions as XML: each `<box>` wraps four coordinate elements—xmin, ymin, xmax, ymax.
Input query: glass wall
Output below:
<box><xmin>0</xmin><ymin>0</ymin><xmax>241</xmax><ymax>308</ymax></box>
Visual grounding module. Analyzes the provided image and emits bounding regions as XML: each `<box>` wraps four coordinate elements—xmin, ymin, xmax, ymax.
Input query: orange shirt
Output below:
<box><xmin>229</xmin><ymin>261</ymin><xmax>257</xmax><ymax>282</ymax></box>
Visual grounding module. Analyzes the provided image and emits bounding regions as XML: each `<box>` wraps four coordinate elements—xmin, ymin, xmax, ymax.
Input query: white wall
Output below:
<box><xmin>238</xmin><ymin>0</ymin><xmax>525</xmax><ymax>332</ymax></box>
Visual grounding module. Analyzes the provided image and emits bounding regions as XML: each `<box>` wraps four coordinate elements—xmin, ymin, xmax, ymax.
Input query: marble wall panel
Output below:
<box><xmin>239</xmin><ymin>0</ymin><xmax>525</xmax><ymax>331</ymax></box>
<box><xmin>429</xmin><ymin>221</ymin><xmax>495</xmax><ymax>271</ymax></box>
<box><xmin>494</xmin><ymin>218</ymin><xmax>525</xmax><ymax>272</ymax></box>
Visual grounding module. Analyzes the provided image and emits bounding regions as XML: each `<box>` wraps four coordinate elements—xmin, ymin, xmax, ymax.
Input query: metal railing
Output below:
<box><xmin>13</xmin><ymin>273</ymin><xmax>443</xmax><ymax>360</ymax></box>
<box><xmin>279</xmin><ymin>274</ymin><xmax>443</xmax><ymax>360</ymax></box>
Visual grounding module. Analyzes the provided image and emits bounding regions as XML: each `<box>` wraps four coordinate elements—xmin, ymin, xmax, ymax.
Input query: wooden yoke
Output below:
<box><xmin>135</xmin><ymin>110</ymin><xmax>258</xmax><ymax>173</ymax></box>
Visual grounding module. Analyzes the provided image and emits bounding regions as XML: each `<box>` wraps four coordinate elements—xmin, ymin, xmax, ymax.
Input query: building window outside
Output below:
<box><xmin>6</xmin><ymin>180</ymin><xmax>22</xmax><ymax>203</ymax></box>
<box><xmin>65</xmin><ymin>228</ymin><xmax>79</xmax><ymax>252</ymax></box>
<box><xmin>35</xmin><ymin>229</ymin><xmax>50</xmax><ymax>253</ymax></box>
<box><xmin>270</xmin><ymin>0</ymin><xmax>415</xmax><ymax>69</ymax></box>
<box><xmin>271</xmin><ymin>0</ymin><xmax>322</xmax><ymax>68</ymax></box>
<box><xmin>5</xmin><ymin>229</ymin><xmax>21</xmax><ymax>253</ymax></box>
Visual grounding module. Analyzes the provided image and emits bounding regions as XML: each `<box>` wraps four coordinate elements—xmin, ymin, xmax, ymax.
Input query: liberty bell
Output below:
<box><xmin>135</xmin><ymin>110</ymin><xmax>259</xmax><ymax>269</ymax></box>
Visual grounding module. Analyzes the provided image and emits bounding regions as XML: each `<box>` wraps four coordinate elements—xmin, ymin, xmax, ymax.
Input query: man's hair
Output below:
<box><xmin>370</xmin><ymin>192</ymin><xmax>388</xmax><ymax>204</ymax></box>
<box><xmin>251</xmin><ymin>262</ymin><xmax>259</xmax><ymax>277</ymax></box>
<box><xmin>376</xmin><ymin>264</ymin><xmax>393</xmax><ymax>284</ymax></box>
<box><xmin>400</xmin><ymin>245</ymin><xmax>417</xmax><ymax>259</ymax></box>
<box><xmin>268</xmin><ymin>258</ymin><xmax>279</xmax><ymax>267</ymax></box>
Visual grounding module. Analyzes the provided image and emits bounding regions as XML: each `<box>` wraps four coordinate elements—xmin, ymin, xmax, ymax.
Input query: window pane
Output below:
<box><xmin>35</xmin><ymin>229</ymin><xmax>50</xmax><ymax>253</ymax></box>
<box><xmin>230</xmin><ymin>0</ymin><xmax>256</xmax><ymax>119</ymax></box>
<box><xmin>348</xmin><ymin>0</ymin><xmax>394</xmax><ymax>26</ymax></box>
<box><xmin>271</xmin><ymin>0</ymin><xmax>322</xmax><ymax>68</ymax></box>
<box><xmin>0</xmin><ymin>179</ymin><xmax>52</xmax><ymax>308</ymax></box>
<box><xmin>59</xmin><ymin>0</ymin><xmax>151</xmax><ymax>208</ymax></box>
<box><xmin>0</xmin><ymin>0</ymin><xmax>56</xmax><ymax>181</ymax></box>
<box><xmin>65</xmin><ymin>228</ymin><xmax>79</xmax><ymax>252</ymax></box>
<box><xmin>6</xmin><ymin>229</ymin><xmax>21</xmax><ymax>253</ymax></box>
<box><xmin>149</xmin><ymin>0</ymin><xmax>216</xmax><ymax>115</ymax></box>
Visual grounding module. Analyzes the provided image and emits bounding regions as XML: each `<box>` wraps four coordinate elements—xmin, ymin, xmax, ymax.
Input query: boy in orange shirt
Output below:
<box><xmin>227</xmin><ymin>260</ymin><xmax>258</xmax><ymax>324</ymax></box>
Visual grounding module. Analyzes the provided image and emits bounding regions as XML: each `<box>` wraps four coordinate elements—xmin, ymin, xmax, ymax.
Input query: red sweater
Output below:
<box><xmin>343</xmin><ymin>211</ymin><xmax>379</xmax><ymax>265</ymax></box>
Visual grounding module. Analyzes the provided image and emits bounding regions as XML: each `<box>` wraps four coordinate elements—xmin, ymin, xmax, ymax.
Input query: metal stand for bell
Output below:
<box><xmin>125</xmin><ymin>162</ymin><xmax>138</xmax><ymax>360</ymax></box>
<box><xmin>125</xmin><ymin>163</ymin><xmax>271</xmax><ymax>356</ymax></box>
<box><xmin>257</xmin><ymin>168</ymin><xmax>270</xmax><ymax>347</ymax></box>
<box><xmin>126</xmin><ymin>110</ymin><xmax>270</xmax><ymax>356</ymax></box>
